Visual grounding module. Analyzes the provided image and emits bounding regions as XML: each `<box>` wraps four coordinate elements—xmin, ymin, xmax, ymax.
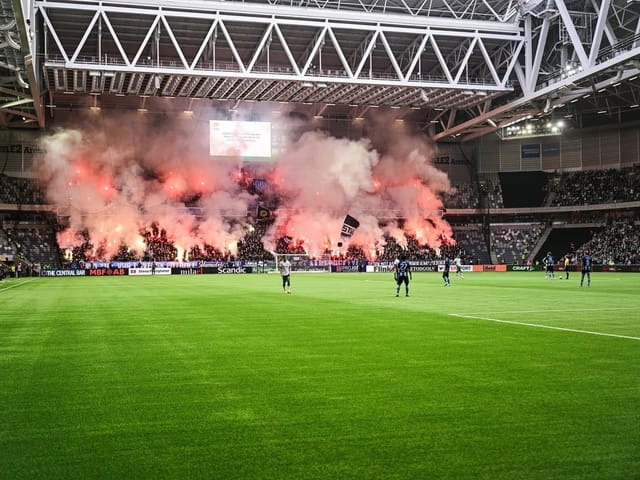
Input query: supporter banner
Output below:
<box><xmin>41</xmin><ymin>269</ymin><xmax>86</xmax><ymax>277</ymax></box>
<box><xmin>438</xmin><ymin>264</ymin><xmax>473</xmax><ymax>272</ymax></box>
<box><xmin>508</xmin><ymin>265</ymin><xmax>537</xmax><ymax>272</ymax></box>
<box><xmin>471</xmin><ymin>265</ymin><xmax>507</xmax><ymax>272</ymax></box>
<box><xmin>373</xmin><ymin>264</ymin><xmax>438</xmax><ymax>273</ymax></box>
<box><xmin>411</xmin><ymin>265</ymin><xmax>438</xmax><ymax>272</ymax></box>
<box><xmin>172</xmin><ymin>267</ymin><xmax>204</xmax><ymax>275</ymax></box>
<box><xmin>331</xmin><ymin>265</ymin><xmax>360</xmax><ymax>273</ymax></box>
<box><xmin>129</xmin><ymin>267</ymin><xmax>171</xmax><ymax>276</ymax></box>
<box><xmin>212</xmin><ymin>266</ymin><xmax>253</xmax><ymax>274</ymax></box>
<box><xmin>88</xmin><ymin>267</ymin><xmax>128</xmax><ymax>276</ymax></box>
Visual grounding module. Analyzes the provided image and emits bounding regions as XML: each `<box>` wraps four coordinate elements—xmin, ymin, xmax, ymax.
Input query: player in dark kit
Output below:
<box><xmin>544</xmin><ymin>251</ymin><xmax>555</xmax><ymax>279</ymax></box>
<box><xmin>580</xmin><ymin>251</ymin><xmax>592</xmax><ymax>287</ymax></box>
<box><xmin>442</xmin><ymin>257</ymin><xmax>451</xmax><ymax>287</ymax></box>
<box><xmin>393</xmin><ymin>254</ymin><xmax>412</xmax><ymax>297</ymax></box>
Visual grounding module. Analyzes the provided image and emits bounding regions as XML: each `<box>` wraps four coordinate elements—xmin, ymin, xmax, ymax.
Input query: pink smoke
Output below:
<box><xmin>36</xmin><ymin>109</ymin><xmax>453</xmax><ymax>261</ymax></box>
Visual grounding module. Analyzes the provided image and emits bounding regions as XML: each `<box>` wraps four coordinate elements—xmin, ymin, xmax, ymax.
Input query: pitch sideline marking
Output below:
<box><xmin>0</xmin><ymin>278</ymin><xmax>35</xmax><ymax>292</ymax></box>
<box><xmin>449</xmin><ymin>313</ymin><xmax>640</xmax><ymax>341</ymax></box>
<box><xmin>456</xmin><ymin>306</ymin><xmax>639</xmax><ymax>316</ymax></box>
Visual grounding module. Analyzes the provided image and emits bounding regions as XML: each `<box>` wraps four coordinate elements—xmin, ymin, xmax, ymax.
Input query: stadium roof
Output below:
<box><xmin>2</xmin><ymin>0</ymin><xmax>640</xmax><ymax>141</ymax></box>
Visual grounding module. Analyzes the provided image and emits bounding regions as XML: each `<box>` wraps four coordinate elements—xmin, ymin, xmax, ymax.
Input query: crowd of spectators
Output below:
<box><xmin>491</xmin><ymin>224</ymin><xmax>544</xmax><ymax>265</ymax></box>
<box><xmin>551</xmin><ymin>165</ymin><xmax>640</xmax><ymax>206</ymax></box>
<box><xmin>2</xmin><ymin>167</ymin><xmax>639</xmax><ymax>269</ymax></box>
<box><xmin>481</xmin><ymin>176</ymin><xmax>505</xmax><ymax>209</ymax></box>
<box><xmin>0</xmin><ymin>174</ymin><xmax>47</xmax><ymax>204</ymax></box>
<box><xmin>451</xmin><ymin>226</ymin><xmax>490</xmax><ymax>264</ymax></box>
<box><xmin>574</xmin><ymin>222</ymin><xmax>640</xmax><ymax>265</ymax></box>
<box><xmin>1</xmin><ymin>212</ymin><xmax>61</xmax><ymax>268</ymax></box>
<box><xmin>442</xmin><ymin>183</ymin><xmax>479</xmax><ymax>209</ymax></box>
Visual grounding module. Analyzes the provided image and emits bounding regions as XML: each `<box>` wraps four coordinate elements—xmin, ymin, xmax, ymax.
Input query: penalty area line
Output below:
<box><xmin>449</xmin><ymin>313</ymin><xmax>640</xmax><ymax>341</ymax></box>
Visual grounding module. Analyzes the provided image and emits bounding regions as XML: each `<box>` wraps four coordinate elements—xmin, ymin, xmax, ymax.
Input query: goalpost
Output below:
<box><xmin>271</xmin><ymin>253</ymin><xmax>332</xmax><ymax>273</ymax></box>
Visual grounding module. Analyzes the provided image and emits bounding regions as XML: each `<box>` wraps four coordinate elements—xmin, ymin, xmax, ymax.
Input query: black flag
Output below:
<box><xmin>256</xmin><ymin>205</ymin><xmax>271</xmax><ymax>220</ymax></box>
<box><xmin>340</xmin><ymin>214</ymin><xmax>360</xmax><ymax>238</ymax></box>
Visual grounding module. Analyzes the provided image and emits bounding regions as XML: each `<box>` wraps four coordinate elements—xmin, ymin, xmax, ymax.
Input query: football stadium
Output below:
<box><xmin>1</xmin><ymin>1</ymin><xmax>639</xmax><ymax>479</ymax></box>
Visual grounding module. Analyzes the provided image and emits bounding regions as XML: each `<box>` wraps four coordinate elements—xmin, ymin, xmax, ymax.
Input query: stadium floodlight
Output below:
<box><xmin>499</xmin><ymin>117</ymin><xmax>567</xmax><ymax>140</ymax></box>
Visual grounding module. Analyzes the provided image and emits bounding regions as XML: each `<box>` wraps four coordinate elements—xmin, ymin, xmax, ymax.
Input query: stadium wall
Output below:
<box><xmin>477</xmin><ymin>125</ymin><xmax>640</xmax><ymax>173</ymax></box>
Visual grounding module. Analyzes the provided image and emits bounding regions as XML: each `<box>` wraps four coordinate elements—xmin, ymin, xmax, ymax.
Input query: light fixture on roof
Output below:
<box><xmin>499</xmin><ymin>117</ymin><xmax>567</xmax><ymax>140</ymax></box>
<box><xmin>316</xmin><ymin>82</ymin><xmax>328</xmax><ymax>88</ymax></box>
<box><xmin>89</xmin><ymin>71</ymin><xmax>101</xmax><ymax>77</ymax></box>
<box><xmin>301</xmin><ymin>82</ymin><xmax>313</xmax><ymax>87</ymax></box>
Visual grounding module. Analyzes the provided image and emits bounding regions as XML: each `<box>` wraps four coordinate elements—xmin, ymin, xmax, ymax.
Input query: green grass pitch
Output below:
<box><xmin>1</xmin><ymin>271</ymin><xmax>639</xmax><ymax>480</ymax></box>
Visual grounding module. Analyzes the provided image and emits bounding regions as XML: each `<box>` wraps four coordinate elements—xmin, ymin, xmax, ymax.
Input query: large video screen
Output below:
<box><xmin>209</xmin><ymin>120</ymin><xmax>272</xmax><ymax>161</ymax></box>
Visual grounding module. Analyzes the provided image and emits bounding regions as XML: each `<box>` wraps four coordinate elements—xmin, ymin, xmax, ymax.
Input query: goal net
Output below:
<box><xmin>271</xmin><ymin>253</ymin><xmax>331</xmax><ymax>273</ymax></box>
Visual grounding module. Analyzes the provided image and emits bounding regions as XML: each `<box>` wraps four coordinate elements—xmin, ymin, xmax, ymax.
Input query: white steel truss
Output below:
<box><xmin>3</xmin><ymin>0</ymin><xmax>637</xmax><ymax>139</ymax></box>
<box><xmin>35</xmin><ymin>1</ymin><xmax>522</xmax><ymax>91</ymax></box>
